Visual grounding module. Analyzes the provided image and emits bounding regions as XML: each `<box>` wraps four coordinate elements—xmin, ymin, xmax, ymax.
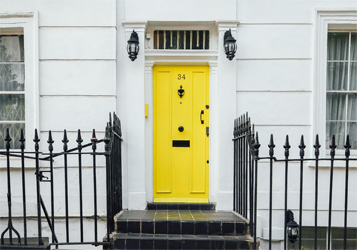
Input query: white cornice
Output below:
<box><xmin>0</xmin><ymin>12</ymin><xmax>35</xmax><ymax>18</ymax></box>
<box><xmin>122</xmin><ymin>20</ymin><xmax>147</xmax><ymax>32</ymax></box>
<box><xmin>216</xmin><ymin>20</ymin><xmax>240</xmax><ymax>30</ymax></box>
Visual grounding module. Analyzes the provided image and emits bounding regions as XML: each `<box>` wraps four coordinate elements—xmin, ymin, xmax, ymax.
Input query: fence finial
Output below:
<box><xmin>47</xmin><ymin>130</ymin><xmax>54</xmax><ymax>152</ymax></box>
<box><xmin>330</xmin><ymin>135</ymin><xmax>337</xmax><ymax>157</ymax></box>
<box><xmin>284</xmin><ymin>135</ymin><xmax>290</xmax><ymax>158</ymax></box>
<box><xmin>62</xmin><ymin>129</ymin><xmax>68</xmax><ymax>152</ymax></box>
<box><xmin>299</xmin><ymin>135</ymin><xmax>306</xmax><ymax>157</ymax></box>
<box><xmin>20</xmin><ymin>129</ymin><xmax>25</xmax><ymax>150</ymax></box>
<box><xmin>253</xmin><ymin>132</ymin><xmax>260</xmax><ymax>158</ymax></box>
<box><xmin>314</xmin><ymin>134</ymin><xmax>321</xmax><ymax>157</ymax></box>
<box><xmin>344</xmin><ymin>135</ymin><xmax>351</xmax><ymax>157</ymax></box>
<box><xmin>268</xmin><ymin>134</ymin><xmax>275</xmax><ymax>157</ymax></box>
<box><xmin>76</xmin><ymin>129</ymin><xmax>83</xmax><ymax>144</ymax></box>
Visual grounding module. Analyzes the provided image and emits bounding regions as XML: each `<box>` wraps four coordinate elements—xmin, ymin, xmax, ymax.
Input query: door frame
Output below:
<box><xmin>144</xmin><ymin>60</ymin><xmax>219</xmax><ymax>204</ymax></box>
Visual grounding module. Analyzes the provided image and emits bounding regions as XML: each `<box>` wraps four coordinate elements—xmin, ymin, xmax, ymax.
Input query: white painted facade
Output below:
<box><xmin>0</xmin><ymin>0</ymin><xmax>356</xmax><ymax>249</ymax></box>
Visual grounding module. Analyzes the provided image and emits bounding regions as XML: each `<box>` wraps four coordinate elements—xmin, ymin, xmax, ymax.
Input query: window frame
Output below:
<box><xmin>0</xmin><ymin>13</ymin><xmax>39</xmax><ymax>159</ymax></box>
<box><xmin>314</xmin><ymin>10</ymin><xmax>357</xmax><ymax>160</ymax></box>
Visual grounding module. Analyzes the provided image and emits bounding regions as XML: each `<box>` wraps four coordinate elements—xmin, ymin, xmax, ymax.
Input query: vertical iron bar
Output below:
<box><xmin>298</xmin><ymin>135</ymin><xmax>306</xmax><ymax>250</ymax></box>
<box><xmin>253</xmin><ymin>132</ymin><xmax>260</xmax><ymax>249</ymax></box>
<box><xmin>76</xmin><ymin>130</ymin><xmax>84</xmax><ymax>242</ymax></box>
<box><xmin>343</xmin><ymin>135</ymin><xmax>351</xmax><ymax>250</ymax></box>
<box><xmin>48</xmin><ymin>131</ymin><xmax>55</xmax><ymax>244</ymax></box>
<box><xmin>243</xmin><ymin>115</ymin><xmax>246</xmax><ymax>217</ymax></box>
<box><xmin>92</xmin><ymin>129</ymin><xmax>98</xmax><ymax>242</ymax></box>
<box><xmin>313</xmin><ymin>135</ymin><xmax>320</xmax><ymax>250</ymax></box>
<box><xmin>5</xmin><ymin>129</ymin><xmax>13</xmax><ymax>244</ymax></box>
<box><xmin>238</xmin><ymin>118</ymin><xmax>241</xmax><ymax>214</ymax></box>
<box><xmin>20</xmin><ymin>130</ymin><xmax>27</xmax><ymax>245</ymax></box>
<box><xmin>105</xmin><ymin>120</ymin><xmax>111</xmax><ymax>242</ymax></box>
<box><xmin>283</xmin><ymin>135</ymin><xmax>290</xmax><ymax>250</ymax></box>
<box><xmin>328</xmin><ymin>135</ymin><xmax>336</xmax><ymax>250</ymax></box>
<box><xmin>268</xmin><ymin>134</ymin><xmax>275</xmax><ymax>250</ymax></box>
<box><xmin>34</xmin><ymin>129</ymin><xmax>44</xmax><ymax>246</ymax></box>
<box><xmin>62</xmin><ymin>130</ymin><xmax>69</xmax><ymax>243</ymax></box>
<box><xmin>233</xmin><ymin>119</ymin><xmax>237</xmax><ymax>212</ymax></box>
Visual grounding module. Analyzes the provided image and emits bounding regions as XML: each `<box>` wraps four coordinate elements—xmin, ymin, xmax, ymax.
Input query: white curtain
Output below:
<box><xmin>326</xmin><ymin>32</ymin><xmax>357</xmax><ymax>149</ymax></box>
<box><xmin>0</xmin><ymin>35</ymin><xmax>25</xmax><ymax>149</ymax></box>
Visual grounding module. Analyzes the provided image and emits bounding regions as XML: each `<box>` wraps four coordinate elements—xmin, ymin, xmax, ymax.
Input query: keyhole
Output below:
<box><xmin>178</xmin><ymin>126</ymin><xmax>184</xmax><ymax>132</ymax></box>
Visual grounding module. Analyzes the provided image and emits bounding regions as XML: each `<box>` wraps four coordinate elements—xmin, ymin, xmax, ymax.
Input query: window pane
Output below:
<box><xmin>0</xmin><ymin>94</ymin><xmax>25</xmax><ymax>121</ymax></box>
<box><xmin>350</xmin><ymin>62</ymin><xmax>357</xmax><ymax>90</ymax></box>
<box><xmin>326</xmin><ymin>121</ymin><xmax>345</xmax><ymax>149</ymax></box>
<box><xmin>327</xmin><ymin>62</ymin><xmax>348</xmax><ymax>90</ymax></box>
<box><xmin>0</xmin><ymin>35</ymin><xmax>24</xmax><ymax>62</ymax></box>
<box><xmin>347</xmin><ymin>93</ymin><xmax>357</xmax><ymax>120</ymax></box>
<box><xmin>351</xmin><ymin>32</ymin><xmax>357</xmax><ymax>61</ymax></box>
<box><xmin>327</xmin><ymin>33</ymin><xmax>349</xmax><ymax>60</ymax></box>
<box><xmin>0</xmin><ymin>123</ymin><xmax>25</xmax><ymax>149</ymax></box>
<box><xmin>0</xmin><ymin>64</ymin><xmax>25</xmax><ymax>91</ymax></box>
<box><xmin>326</xmin><ymin>93</ymin><xmax>346</xmax><ymax>120</ymax></box>
<box><xmin>347</xmin><ymin>122</ymin><xmax>357</xmax><ymax>150</ymax></box>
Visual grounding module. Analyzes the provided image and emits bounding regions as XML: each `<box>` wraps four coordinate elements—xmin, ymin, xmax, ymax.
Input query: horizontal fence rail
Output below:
<box><xmin>233</xmin><ymin>113</ymin><xmax>356</xmax><ymax>250</ymax></box>
<box><xmin>0</xmin><ymin>112</ymin><xmax>122</xmax><ymax>249</ymax></box>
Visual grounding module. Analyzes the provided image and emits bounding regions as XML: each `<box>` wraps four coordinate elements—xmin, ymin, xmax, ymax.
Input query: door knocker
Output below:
<box><xmin>178</xmin><ymin>85</ymin><xmax>185</xmax><ymax>98</ymax></box>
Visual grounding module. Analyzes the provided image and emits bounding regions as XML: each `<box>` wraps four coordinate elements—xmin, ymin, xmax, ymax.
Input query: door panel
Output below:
<box><xmin>153</xmin><ymin>65</ymin><xmax>209</xmax><ymax>203</ymax></box>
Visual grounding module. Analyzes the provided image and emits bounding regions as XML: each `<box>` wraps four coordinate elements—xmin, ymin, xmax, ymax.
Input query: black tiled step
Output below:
<box><xmin>111</xmin><ymin>233</ymin><xmax>253</xmax><ymax>250</ymax></box>
<box><xmin>147</xmin><ymin>203</ymin><xmax>215</xmax><ymax>211</ymax></box>
<box><xmin>115</xmin><ymin>210</ymin><xmax>248</xmax><ymax>236</ymax></box>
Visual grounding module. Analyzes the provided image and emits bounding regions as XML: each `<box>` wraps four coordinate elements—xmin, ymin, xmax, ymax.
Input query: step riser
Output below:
<box><xmin>111</xmin><ymin>235</ymin><xmax>252</xmax><ymax>250</ymax></box>
<box><xmin>147</xmin><ymin>203</ymin><xmax>215</xmax><ymax>211</ymax></box>
<box><xmin>116</xmin><ymin>220</ymin><xmax>247</xmax><ymax>236</ymax></box>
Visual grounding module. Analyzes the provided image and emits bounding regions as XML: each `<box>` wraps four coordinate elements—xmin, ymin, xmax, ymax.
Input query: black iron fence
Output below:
<box><xmin>0</xmin><ymin>112</ymin><xmax>122</xmax><ymax>249</ymax></box>
<box><xmin>233</xmin><ymin>113</ymin><xmax>356</xmax><ymax>250</ymax></box>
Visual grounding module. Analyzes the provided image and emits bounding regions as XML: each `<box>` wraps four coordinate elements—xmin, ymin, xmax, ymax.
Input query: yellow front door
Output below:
<box><xmin>153</xmin><ymin>65</ymin><xmax>209</xmax><ymax>203</ymax></box>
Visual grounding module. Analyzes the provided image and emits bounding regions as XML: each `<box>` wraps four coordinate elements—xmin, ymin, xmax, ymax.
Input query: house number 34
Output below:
<box><xmin>178</xmin><ymin>74</ymin><xmax>186</xmax><ymax>80</ymax></box>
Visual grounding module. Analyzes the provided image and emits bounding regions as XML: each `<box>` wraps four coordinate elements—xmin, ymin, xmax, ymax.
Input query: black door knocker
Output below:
<box><xmin>178</xmin><ymin>85</ymin><xmax>185</xmax><ymax>98</ymax></box>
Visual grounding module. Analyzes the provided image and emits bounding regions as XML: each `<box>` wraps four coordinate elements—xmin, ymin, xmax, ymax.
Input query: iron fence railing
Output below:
<box><xmin>233</xmin><ymin>113</ymin><xmax>356</xmax><ymax>250</ymax></box>
<box><xmin>0</xmin><ymin>112</ymin><xmax>122</xmax><ymax>249</ymax></box>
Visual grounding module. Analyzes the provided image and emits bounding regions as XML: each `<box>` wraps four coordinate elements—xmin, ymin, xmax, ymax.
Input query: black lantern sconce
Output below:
<box><xmin>223</xmin><ymin>29</ymin><xmax>237</xmax><ymax>61</ymax></box>
<box><xmin>286</xmin><ymin>210</ymin><xmax>299</xmax><ymax>244</ymax></box>
<box><xmin>127</xmin><ymin>30</ymin><xmax>139</xmax><ymax>61</ymax></box>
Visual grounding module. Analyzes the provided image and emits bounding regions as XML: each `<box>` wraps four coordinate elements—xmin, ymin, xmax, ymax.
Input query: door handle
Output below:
<box><xmin>200</xmin><ymin>110</ymin><xmax>204</xmax><ymax>124</ymax></box>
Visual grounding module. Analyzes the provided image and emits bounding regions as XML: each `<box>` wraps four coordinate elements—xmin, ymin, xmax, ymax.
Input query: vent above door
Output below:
<box><xmin>154</xmin><ymin>30</ymin><xmax>209</xmax><ymax>50</ymax></box>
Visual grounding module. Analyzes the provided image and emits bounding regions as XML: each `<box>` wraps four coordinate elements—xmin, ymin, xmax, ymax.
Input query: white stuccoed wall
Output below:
<box><xmin>0</xmin><ymin>0</ymin><xmax>356</xmax><ymax>249</ymax></box>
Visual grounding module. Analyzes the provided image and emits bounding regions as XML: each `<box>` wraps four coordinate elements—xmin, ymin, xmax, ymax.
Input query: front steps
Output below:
<box><xmin>107</xmin><ymin>203</ymin><xmax>255</xmax><ymax>250</ymax></box>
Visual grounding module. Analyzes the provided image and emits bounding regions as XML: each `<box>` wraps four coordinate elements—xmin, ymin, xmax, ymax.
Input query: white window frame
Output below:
<box><xmin>0</xmin><ymin>13</ymin><xmax>39</xmax><ymax>164</ymax></box>
<box><xmin>314</xmin><ymin>10</ymin><xmax>357</xmax><ymax>163</ymax></box>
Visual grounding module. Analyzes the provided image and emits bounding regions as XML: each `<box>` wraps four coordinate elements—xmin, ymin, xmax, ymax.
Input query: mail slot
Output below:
<box><xmin>172</xmin><ymin>140</ymin><xmax>190</xmax><ymax>147</ymax></box>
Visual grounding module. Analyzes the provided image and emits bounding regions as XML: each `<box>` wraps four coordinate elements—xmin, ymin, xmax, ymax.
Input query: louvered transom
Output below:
<box><xmin>154</xmin><ymin>30</ymin><xmax>209</xmax><ymax>50</ymax></box>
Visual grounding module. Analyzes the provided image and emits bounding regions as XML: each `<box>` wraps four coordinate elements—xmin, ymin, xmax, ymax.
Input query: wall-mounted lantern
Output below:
<box><xmin>127</xmin><ymin>30</ymin><xmax>139</xmax><ymax>61</ymax></box>
<box><xmin>286</xmin><ymin>210</ymin><xmax>299</xmax><ymax>243</ymax></box>
<box><xmin>223</xmin><ymin>29</ymin><xmax>237</xmax><ymax>61</ymax></box>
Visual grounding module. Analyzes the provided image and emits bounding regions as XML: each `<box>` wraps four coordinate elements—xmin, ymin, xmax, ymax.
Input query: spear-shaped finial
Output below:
<box><xmin>47</xmin><ymin>130</ymin><xmax>54</xmax><ymax>152</ymax></box>
<box><xmin>253</xmin><ymin>131</ymin><xmax>261</xmax><ymax>158</ymax></box>
<box><xmin>284</xmin><ymin>135</ymin><xmax>291</xmax><ymax>158</ymax></box>
<box><xmin>268</xmin><ymin>134</ymin><xmax>275</xmax><ymax>157</ymax></box>
<box><xmin>19</xmin><ymin>129</ymin><xmax>25</xmax><ymax>150</ymax></box>
<box><xmin>91</xmin><ymin>129</ymin><xmax>97</xmax><ymax>151</ymax></box>
<box><xmin>344</xmin><ymin>135</ymin><xmax>351</xmax><ymax>158</ymax></box>
<box><xmin>330</xmin><ymin>135</ymin><xmax>337</xmax><ymax>157</ymax></box>
<box><xmin>313</xmin><ymin>134</ymin><xmax>321</xmax><ymax>157</ymax></box>
<box><xmin>299</xmin><ymin>135</ymin><xmax>306</xmax><ymax>158</ymax></box>
<box><xmin>62</xmin><ymin>129</ymin><xmax>69</xmax><ymax>152</ymax></box>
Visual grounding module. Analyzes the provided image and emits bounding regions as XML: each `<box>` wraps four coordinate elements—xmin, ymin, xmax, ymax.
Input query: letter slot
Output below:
<box><xmin>172</xmin><ymin>140</ymin><xmax>190</xmax><ymax>147</ymax></box>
